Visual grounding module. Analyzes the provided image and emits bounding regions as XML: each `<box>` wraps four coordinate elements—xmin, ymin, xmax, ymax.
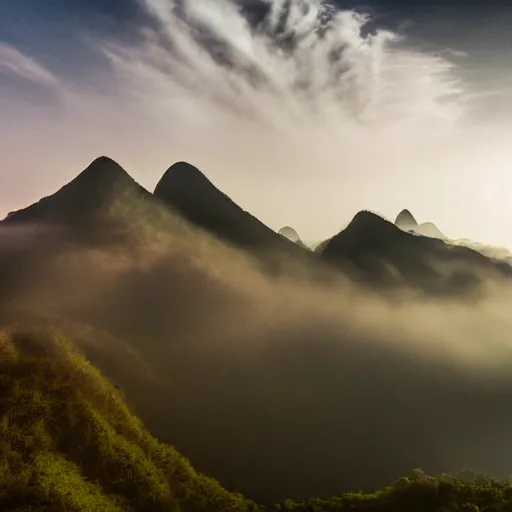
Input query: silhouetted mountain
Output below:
<box><xmin>278</xmin><ymin>226</ymin><xmax>309</xmax><ymax>250</ymax></box>
<box><xmin>395</xmin><ymin>209</ymin><xmax>446</xmax><ymax>240</ymax></box>
<box><xmin>1</xmin><ymin>157</ymin><xmax>184</xmax><ymax>250</ymax></box>
<box><xmin>0</xmin><ymin>157</ymin><xmax>175</xmax><ymax>303</ymax></box>
<box><xmin>321</xmin><ymin>210</ymin><xmax>512</xmax><ymax>294</ymax></box>
<box><xmin>4</xmin><ymin>157</ymin><xmax>151</xmax><ymax>227</ymax></box>
<box><xmin>395</xmin><ymin>209</ymin><xmax>418</xmax><ymax>231</ymax></box>
<box><xmin>314</xmin><ymin>238</ymin><xmax>331</xmax><ymax>255</ymax></box>
<box><xmin>278</xmin><ymin>226</ymin><xmax>300</xmax><ymax>242</ymax></box>
<box><xmin>154</xmin><ymin>162</ymin><xmax>304</xmax><ymax>258</ymax></box>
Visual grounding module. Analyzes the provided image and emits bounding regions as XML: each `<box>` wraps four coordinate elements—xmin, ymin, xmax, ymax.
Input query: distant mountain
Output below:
<box><xmin>278</xmin><ymin>226</ymin><xmax>310</xmax><ymax>250</ymax></box>
<box><xmin>313</xmin><ymin>238</ymin><xmax>331</xmax><ymax>255</ymax></box>
<box><xmin>278</xmin><ymin>226</ymin><xmax>300</xmax><ymax>242</ymax></box>
<box><xmin>3</xmin><ymin>157</ymin><xmax>304</xmax><ymax>260</ymax></box>
<box><xmin>395</xmin><ymin>209</ymin><xmax>446</xmax><ymax>240</ymax></box>
<box><xmin>154</xmin><ymin>161</ymin><xmax>305</xmax><ymax>257</ymax></box>
<box><xmin>416</xmin><ymin>222</ymin><xmax>447</xmax><ymax>239</ymax></box>
<box><xmin>395</xmin><ymin>209</ymin><xmax>418</xmax><ymax>231</ymax></box>
<box><xmin>321</xmin><ymin>210</ymin><xmax>512</xmax><ymax>294</ymax></box>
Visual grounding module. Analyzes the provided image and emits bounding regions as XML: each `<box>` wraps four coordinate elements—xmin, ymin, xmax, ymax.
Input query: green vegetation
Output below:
<box><xmin>0</xmin><ymin>329</ymin><xmax>259</xmax><ymax>512</ymax></box>
<box><xmin>275</xmin><ymin>469</ymin><xmax>512</xmax><ymax>512</ymax></box>
<box><xmin>2</xmin><ymin>328</ymin><xmax>512</xmax><ymax>512</ymax></box>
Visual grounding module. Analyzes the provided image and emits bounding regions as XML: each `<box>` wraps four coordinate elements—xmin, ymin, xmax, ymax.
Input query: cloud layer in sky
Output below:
<box><xmin>1</xmin><ymin>0</ymin><xmax>512</xmax><ymax>247</ymax></box>
<box><xmin>0</xmin><ymin>43</ymin><xmax>60</xmax><ymax>87</ymax></box>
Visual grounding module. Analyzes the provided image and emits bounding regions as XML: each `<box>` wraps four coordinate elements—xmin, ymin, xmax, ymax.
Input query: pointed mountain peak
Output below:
<box><xmin>72</xmin><ymin>156</ymin><xmax>132</xmax><ymax>189</ymax></box>
<box><xmin>395</xmin><ymin>209</ymin><xmax>418</xmax><ymax>230</ymax></box>
<box><xmin>4</xmin><ymin>157</ymin><xmax>149</xmax><ymax>226</ymax></box>
<box><xmin>321</xmin><ymin>210</ymin><xmax>401</xmax><ymax>256</ymax></box>
<box><xmin>346</xmin><ymin>210</ymin><xmax>396</xmax><ymax>232</ymax></box>
<box><xmin>320</xmin><ymin>210</ymin><xmax>405</xmax><ymax>270</ymax></box>
<box><xmin>154</xmin><ymin>161</ymin><xmax>239</xmax><ymax>220</ymax></box>
<box><xmin>89</xmin><ymin>155</ymin><xmax>121</xmax><ymax>167</ymax></box>
<box><xmin>153</xmin><ymin>161</ymin><xmax>305</xmax><ymax>256</ymax></box>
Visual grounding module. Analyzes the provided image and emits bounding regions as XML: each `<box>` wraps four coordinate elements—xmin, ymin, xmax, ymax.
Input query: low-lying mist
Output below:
<box><xmin>3</xmin><ymin>214</ymin><xmax>512</xmax><ymax>502</ymax></box>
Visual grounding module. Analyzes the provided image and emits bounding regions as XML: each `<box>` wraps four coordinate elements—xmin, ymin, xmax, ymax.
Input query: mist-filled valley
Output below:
<box><xmin>3</xmin><ymin>154</ymin><xmax>512</xmax><ymax>510</ymax></box>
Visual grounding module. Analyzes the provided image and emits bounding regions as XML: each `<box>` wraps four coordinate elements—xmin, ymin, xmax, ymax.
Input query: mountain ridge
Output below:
<box><xmin>3</xmin><ymin>156</ymin><xmax>153</xmax><ymax>229</ymax></box>
<box><xmin>153</xmin><ymin>161</ymin><xmax>305</xmax><ymax>257</ymax></box>
<box><xmin>2</xmin><ymin>156</ymin><xmax>510</xmax><ymax>293</ymax></box>
<box><xmin>321</xmin><ymin>209</ymin><xmax>512</xmax><ymax>294</ymax></box>
<box><xmin>4</xmin><ymin>157</ymin><xmax>512</xmax><ymax>505</ymax></box>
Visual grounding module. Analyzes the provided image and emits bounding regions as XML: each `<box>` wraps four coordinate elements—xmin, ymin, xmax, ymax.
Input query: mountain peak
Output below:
<box><xmin>168</xmin><ymin>161</ymin><xmax>203</xmax><ymax>173</ymax></box>
<box><xmin>395</xmin><ymin>209</ymin><xmax>418</xmax><ymax>231</ymax></box>
<box><xmin>278</xmin><ymin>226</ymin><xmax>301</xmax><ymax>243</ymax></box>
<box><xmin>154</xmin><ymin>161</ymin><xmax>239</xmax><ymax>222</ymax></box>
<box><xmin>155</xmin><ymin>161</ymin><xmax>211</xmax><ymax>195</ymax></box>
<box><xmin>90</xmin><ymin>155</ymin><xmax>120</xmax><ymax>166</ymax></box>
<box><xmin>347</xmin><ymin>210</ymin><xmax>396</xmax><ymax>233</ymax></box>
<box><xmin>416</xmin><ymin>222</ymin><xmax>446</xmax><ymax>239</ymax></box>
<box><xmin>154</xmin><ymin>161</ymin><xmax>305</xmax><ymax>257</ymax></box>
<box><xmin>3</xmin><ymin>156</ymin><xmax>148</xmax><ymax>227</ymax></box>
<box><xmin>72</xmin><ymin>156</ymin><xmax>131</xmax><ymax>188</ymax></box>
<box><xmin>321</xmin><ymin>210</ymin><xmax>402</xmax><ymax>260</ymax></box>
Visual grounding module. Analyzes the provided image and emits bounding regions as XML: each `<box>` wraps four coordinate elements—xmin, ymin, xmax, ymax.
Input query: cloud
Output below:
<box><xmin>0</xmin><ymin>43</ymin><xmax>60</xmax><ymax>88</ymax></box>
<box><xmin>450</xmin><ymin>238</ymin><xmax>512</xmax><ymax>264</ymax></box>
<box><xmin>2</xmin><ymin>0</ymin><xmax>512</xmax><ymax>248</ymax></box>
<box><xmin>101</xmin><ymin>0</ymin><xmax>465</xmax><ymax>129</ymax></box>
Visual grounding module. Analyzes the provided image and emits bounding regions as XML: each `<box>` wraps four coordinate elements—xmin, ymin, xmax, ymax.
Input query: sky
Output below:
<box><xmin>1</xmin><ymin>0</ymin><xmax>512</xmax><ymax>247</ymax></box>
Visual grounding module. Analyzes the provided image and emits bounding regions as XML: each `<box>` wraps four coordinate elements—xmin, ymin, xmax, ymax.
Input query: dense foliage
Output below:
<box><xmin>2</xmin><ymin>328</ymin><xmax>512</xmax><ymax>512</ymax></box>
<box><xmin>274</xmin><ymin>469</ymin><xmax>512</xmax><ymax>511</ymax></box>
<box><xmin>0</xmin><ymin>329</ymin><xmax>259</xmax><ymax>512</ymax></box>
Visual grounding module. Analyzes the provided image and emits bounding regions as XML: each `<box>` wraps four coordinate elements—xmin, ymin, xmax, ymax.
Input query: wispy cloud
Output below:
<box><xmin>101</xmin><ymin>0</ymin><xmax>465</xmax><ymax>130</ymax></box>
<box><xmin>0</xmin><ymin>43</ymin><xmax>59</xmax><ymax>88</ymax></box>
<box><xmin>2</xmin><ymin>0</ymin><xmax>512</xmax><ymax>247</ymax></box>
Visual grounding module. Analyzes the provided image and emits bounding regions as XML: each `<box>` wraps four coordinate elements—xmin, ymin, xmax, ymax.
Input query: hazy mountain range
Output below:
<box><xmin>4</xmin><ymin>156</ymin><xmax>510</xmax><ymax>295</ymax></box>
<box><xmin>3</xmin><ymin>157</ymin><xmax>512</xmax><ymax>508</ymax></box>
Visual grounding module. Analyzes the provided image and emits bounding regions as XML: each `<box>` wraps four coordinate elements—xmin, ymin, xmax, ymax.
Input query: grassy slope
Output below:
<box><xmin>2</xmin><ymin>329</ymin><xmax>512</xmax><ymax>512</ymax></box>
<box><xmin>0</xmin><ymin>329</ymin><xmax>259</xmax><ymax>512</ymax></box>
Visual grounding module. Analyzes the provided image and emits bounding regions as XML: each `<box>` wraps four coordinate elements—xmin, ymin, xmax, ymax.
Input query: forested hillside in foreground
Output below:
<box><xmin>275</xmin><ymin>471</ymin><xmax>512</xmax><ymax>512</ymax></box>
<box><xmin>0</xmin><ymin>329</ymin><xmax>257</xmax><ymax>512</ymax></box>
<box><xmin>2</xmin><ymin>328</ymin><xmax>512</xmax><ymax>512</ymax></box>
